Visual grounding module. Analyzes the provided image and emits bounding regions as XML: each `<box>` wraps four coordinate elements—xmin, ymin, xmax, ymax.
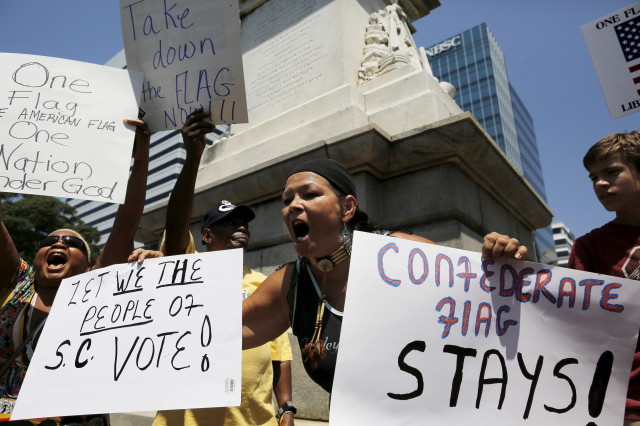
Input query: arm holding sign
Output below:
<box><xmin>95</xmin><ymin>118</ymin><xmax>151</xmax><ymax>268</ymax></box>
<box><xmin>242</xmin><ymin>267</ymin><xmax>292</xmax><ymax>350</ymax></box>
<box><xmin>128</xmin><ymin>109</ymin><xmax>214</xmax><ymax>264</ymax></box>
<box><xmin>164</xmin><ymin>109</ymin><xmax>215</xmax><ymax>256</ymax></box>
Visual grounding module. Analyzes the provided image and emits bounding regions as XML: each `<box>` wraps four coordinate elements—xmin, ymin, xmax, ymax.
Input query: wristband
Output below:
<box><xmin>276</xmin><ymin>401</ymin><xmax>297</xmax><ymax>420</ymax></box>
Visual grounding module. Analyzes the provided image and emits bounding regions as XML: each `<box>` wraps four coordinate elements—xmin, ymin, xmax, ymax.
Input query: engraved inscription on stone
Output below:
<box><xmin>245</xmin><ymin>0</ymin><xmax>329</xmax><ymax>112</ymax></box>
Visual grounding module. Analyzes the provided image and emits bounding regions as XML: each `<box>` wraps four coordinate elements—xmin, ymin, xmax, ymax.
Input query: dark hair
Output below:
<box><xmin>290</xmin><ymin>158</ymin><xmax>377</xmax><ymax>231</ymax></box>
<box><xmin>289</xmin><ymin>159</ymin><xmax>356</xmax><ymax>196</ymax></box>
<box><xmin>327</xmin><ymin>186</ymin><xmax>375</xmax><ymax>232</ymax></box>
<box><xmin>583</xmin><ymin>131</ymin><xmax>640</xmax><ymax>172</ymax></box>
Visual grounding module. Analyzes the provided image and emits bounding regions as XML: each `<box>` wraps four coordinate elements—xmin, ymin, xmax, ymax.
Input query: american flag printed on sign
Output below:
<box><xmin>615</xmin><ymin>18</ymin><xmax>640</xmax><ymax>95</ymax></box>
<box><xmin>630</xmin><ymin>63</ymin><xmax>640</xmax><ymax>96</ymax></box>
<box><xmin>615</xmin><ymin>18</ymin><xmax>640</xmax><ymax>62</ymax></box>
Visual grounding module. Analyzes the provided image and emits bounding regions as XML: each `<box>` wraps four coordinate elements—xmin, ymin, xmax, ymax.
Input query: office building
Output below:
<box><xmin>552</xmin><ymin>221</ymin><xmax>575</xmax><ymax>267</ymax></box>
<box><xmin>425</xmin><ymin>23</ymin><xmax>556</xmax><ymax>264</ymax></box>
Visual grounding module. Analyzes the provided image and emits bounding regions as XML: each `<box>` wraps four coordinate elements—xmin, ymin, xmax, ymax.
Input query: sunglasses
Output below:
<box><xmin>38</xmin><ymin>235</ymin><xmax>87</xmax><ymax>255</ymax></box>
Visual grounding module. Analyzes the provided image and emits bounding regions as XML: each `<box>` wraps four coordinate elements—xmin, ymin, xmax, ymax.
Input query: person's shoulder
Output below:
<box><xmin>12</xmin><ymin>259</ymin><xmax>34</xmax><ymax>286</ymax></box>
<box><xmin>243</xmin><ymin>266</ymin><xmax>266</xmax><ymax>285</ymax></box>
<box><xmin>576</xmin><ymin>221</ymin><xmax>631</xmax><ymax>243</ymax></box>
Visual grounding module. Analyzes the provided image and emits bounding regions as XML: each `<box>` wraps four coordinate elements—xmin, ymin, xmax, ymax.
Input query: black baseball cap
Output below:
<box><xmin>201</xmin><ymin>200</ymin><xmax>255</xmax><ymax>230</ymax></box>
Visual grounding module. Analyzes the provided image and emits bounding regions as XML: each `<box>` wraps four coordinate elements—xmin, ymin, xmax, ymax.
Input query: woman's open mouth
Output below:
<box><xmin>46</xmin><ymin>251</ymin><xmax>68</xmax><ymax>269</ymax></box>
<box><xmin>292</xmin><ymin>221</ymin><xmax>309</xmax><ymax>241</ymax></box>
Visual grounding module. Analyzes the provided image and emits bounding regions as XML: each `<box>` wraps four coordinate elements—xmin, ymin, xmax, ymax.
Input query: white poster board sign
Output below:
<box><xmin>12</xmin><ymin>250</ymin><xmax>242</xmax><ymax>420</ymax></box>
<box><xmin>0</xmin><ymin>53</ymin><xmax>142</xmax><ymax>203</ymax></box>
<box><xmin>582</xmin><ymin>2</ymin><xmax>640</xmax><ymax>119</ymax></box>
<box><xmin>120</xmin><ymin>0</ymin><xmax>248</xmax><ymax>131</ymax></box>
<box><xmin>331</xmin><ymin>232</ymin><xmax>640</xmax><ymax>426</ymax></box>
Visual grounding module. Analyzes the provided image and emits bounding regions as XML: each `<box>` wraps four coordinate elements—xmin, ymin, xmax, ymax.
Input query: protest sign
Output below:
<box><xmin>120</xmin><ymin>0</ymin><xmax>248</xmax><ymax>131</ymax></box>
<box><xmin>0</xmin><ymin>53</ymin><xmax>142</xmax><ymax>203</ymax></box>
<box><xmin>12</xmin><ymin>250</ymin><xmax>242</xmax><ymax>420</ymax></box>
<box><xmin>330</xmin><ymin>232</ymin><xmax>640</xmax><ymax>425</ymax></box>
<box><xmin>582</xmin><ymin>2</ymin><xmax>640</xmax><ymax>119</ymax></box>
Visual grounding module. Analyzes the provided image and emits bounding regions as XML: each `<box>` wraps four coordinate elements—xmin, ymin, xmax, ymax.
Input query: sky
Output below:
<box><xmin>0</xmin><ymin>1</ymin><xmax>638</xmax><ymax>239</ymax></box>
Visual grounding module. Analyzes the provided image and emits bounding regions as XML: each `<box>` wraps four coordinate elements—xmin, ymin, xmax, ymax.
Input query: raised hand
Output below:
<box><xmin>181</xmin><ymin>108</ymin><xmax>215</xmax><ymax>158</ymax></box>
<box><xmin>482</xmin><ymin>232</ymin><xmax>528</xmax><ymax>260</ymax></box>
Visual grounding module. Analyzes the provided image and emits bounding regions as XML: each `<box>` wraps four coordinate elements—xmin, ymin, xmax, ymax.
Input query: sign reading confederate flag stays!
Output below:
<box><xmin>582</xmin><ymin>2</ymin><xmax>640</xmax><ymax>119</ymax></box>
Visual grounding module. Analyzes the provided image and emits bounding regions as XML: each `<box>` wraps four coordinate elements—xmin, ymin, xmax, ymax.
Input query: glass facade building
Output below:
<box><xmin>552</xmin><ymin>221</ymin><xmax>575</xmax><ymax>267</ymax></box>
<box><xmin>425</xmin><ymin>23</ymin><xmax>556</xmax><ymax>263</ymax></box>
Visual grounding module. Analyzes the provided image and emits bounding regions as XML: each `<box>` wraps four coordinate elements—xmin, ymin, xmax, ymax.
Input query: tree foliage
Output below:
<box><xmin>0</xmin><ymin>193</ymin><xmax>100</xmax><ymax>264</ymax></box>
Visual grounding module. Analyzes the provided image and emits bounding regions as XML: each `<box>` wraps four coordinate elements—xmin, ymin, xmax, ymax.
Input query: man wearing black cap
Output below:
<box><xmin>152</xmin><ymin>110</ymin><xmax>295</xmax><ymax>426</ymax></box>
<box><xmin>199</xmin><ymin>200</ymin><xmax>255</xmax><ymax>252</ymax></box>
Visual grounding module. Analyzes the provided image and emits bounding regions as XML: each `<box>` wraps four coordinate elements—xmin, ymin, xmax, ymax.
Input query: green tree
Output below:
<box><xmin>0</xmin><ymin>193</ymin><xmax>100</xmax><ymax>264</ymax></box>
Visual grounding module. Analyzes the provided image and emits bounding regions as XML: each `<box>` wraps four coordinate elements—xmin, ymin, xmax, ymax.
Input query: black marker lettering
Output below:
<box><xmin>136</xmin><ymin>337</ymin><xmax>155</xmax><ymax>370</ymax></box>
<box><xmin>517</xmin><ymin>352</ymin><xmax>543</xmax><ymax>419</ymax></box>
<box><xmin>588</xmin><ymin>351</ymin><xmax>613</xmax><ymax>418</ymax></box>
<box><xmin>44</xmin><ymin>339</ymin><xmax>71</xmax><ymax>370</ymax></box>
<box><xmin>74</xmin><ymin>338</ymin><xmax>92</xmax><ymax>368</ymax></box>
<box><xmin>476</xmin><ymin>350</ymin><xmax>507</xmax><ymax>410</ymax></box>
<box><xmin>387</xmin><ymin>340</ymin><xmax>426</xmax><ymax>400</ymax></box>
<box><xmin>171</xmin><ymin>331</ymin><xmax>191</xmax><ymax>371</ymax></box>
<box><xmin>544</xmin><ymin>358</ymin><xmax>578</xmax><ymax>414</ymax></box>
<box><xmin>68</xmin><ymin>280</ymin><xmax>80</xmax><ymax>305</ymax></box>
<box><xmin>113</xmin><ymin>336</ymin><xmax>139</xmax><ymax>381</ymax></box>
<box><xmin>443</xmin><ymin>344</ymin><xmax>477</xmax><ymax>407</ymax></box>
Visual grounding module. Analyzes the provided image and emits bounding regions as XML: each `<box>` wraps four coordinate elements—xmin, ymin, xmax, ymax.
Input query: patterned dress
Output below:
<box><xmin>0</xmin><ymin>260</ymin><xmax>108</xmax><ymax>425</ymax></box>
<box><xmin>0</xmin><ymin>259</ymin><xmax>36</xmax><ymax>412</ymax></box>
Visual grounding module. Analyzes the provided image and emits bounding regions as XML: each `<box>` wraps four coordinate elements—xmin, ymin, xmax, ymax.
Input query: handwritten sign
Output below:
<box><xmin>582</xmin><ymin>2</ymin><xmax>640</xmax><ymax>119</ymax></box>
<box><xmin>12</xmin><ymin>250</ymin><xmax>242</xmax><ymax>420</ymax></box>
<box><xmin>330</xmin><ymin>232</ymin><xmax>640</xmax><ymax>425</ymax></box>
<box><xmin>0</xmin><ymin>53</ymin><xmax>142</xmax><ymax>203</ymax></box>
<box><xmin>120</xmin><ymin>0</ymin><xmax>248</xmax><ymax>131</ymax></box>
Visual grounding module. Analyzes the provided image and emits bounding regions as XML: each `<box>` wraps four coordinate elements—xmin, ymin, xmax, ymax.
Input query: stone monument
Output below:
<box><xmin>136</xmin><ymin>0</ymin><xmax>552</xmax><ymax>421</ymax></box>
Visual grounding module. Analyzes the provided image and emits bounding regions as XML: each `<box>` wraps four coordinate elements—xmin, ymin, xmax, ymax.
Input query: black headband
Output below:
<box><xmin>289</xmin><ymin>159</ymin><xmax>356</xmax><ymax>197</ymax></box>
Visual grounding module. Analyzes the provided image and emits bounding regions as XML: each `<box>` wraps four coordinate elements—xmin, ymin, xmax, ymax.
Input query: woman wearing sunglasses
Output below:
<box><xmin>0</xmin><ymin>117</ymin><xmax>151</xmax><ymax>424</ymax></box>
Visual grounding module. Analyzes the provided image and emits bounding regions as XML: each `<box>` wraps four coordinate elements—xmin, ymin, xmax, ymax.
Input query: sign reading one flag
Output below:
<box><xmin>582</xmin><ymin>2</ymin><xmax>640</xmax><ymax>119</ymax></box>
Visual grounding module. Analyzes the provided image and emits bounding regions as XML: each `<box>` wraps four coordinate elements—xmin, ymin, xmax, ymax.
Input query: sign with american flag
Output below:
<box><xmin>582</xmin><ymin>2</ymin><xmax>640</xmax><ymax>119</ymax></box>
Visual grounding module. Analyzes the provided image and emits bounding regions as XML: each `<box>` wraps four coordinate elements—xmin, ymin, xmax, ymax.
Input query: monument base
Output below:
<box><xmin>134</xmin><ymin>0</ymin><xmax>552</xmax><ymax>420</ymax></box>
<box><xmin>137</xmin><ymin>113</ymin><xmax>551</xmax><ymax>421</ymax></box>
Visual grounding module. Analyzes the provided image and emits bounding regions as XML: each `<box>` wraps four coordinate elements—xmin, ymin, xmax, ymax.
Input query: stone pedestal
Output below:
<box><xmin>135</xmin><ymin>0</ymin><xmax>552</xmax><ymax>421</ymax></box>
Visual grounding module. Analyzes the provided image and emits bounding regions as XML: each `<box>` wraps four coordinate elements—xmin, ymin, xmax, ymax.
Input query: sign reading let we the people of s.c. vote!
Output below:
<box><xmin>11</xmin><ymin>250</ymin><xmax>242</xmax><ymax>420</ymax></box>
<box><xmin>0</xmin><ymin>53</ymin><xmax>142</xmax><ymax>203</ymax></box>
<box><xmin>330</xmin><ymin>232</ymin><xmax>640</xmax><ymax>426</ymax></box>
<box><xmin>120</xmin><ymin>0</ymin><xmax>248</xmax><ymax>131</ymax></box>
